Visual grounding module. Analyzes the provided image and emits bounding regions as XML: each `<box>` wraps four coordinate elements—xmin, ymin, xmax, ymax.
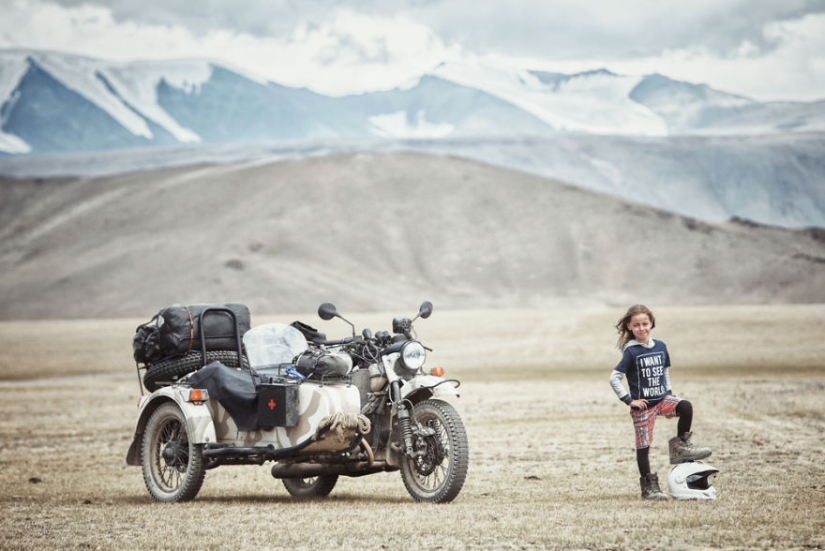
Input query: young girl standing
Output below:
<box><xmin>609</xmin><ymin>304</ymin><xmax>712</xmax><ymax>500</ymax></box>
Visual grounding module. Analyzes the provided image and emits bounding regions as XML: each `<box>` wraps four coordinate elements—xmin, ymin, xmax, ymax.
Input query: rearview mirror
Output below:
<box><xmin>318</xmin><ymin>303</ymin><xmax>338</xmax><ymax>321</ymax></box>
<box><xmin>418</xmin><ymin>301</ymin><xmax>433</xmax><ymax>319</ymax></box>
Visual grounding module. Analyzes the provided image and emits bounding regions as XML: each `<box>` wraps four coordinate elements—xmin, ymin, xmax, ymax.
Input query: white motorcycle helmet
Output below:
<box><xmin>668</xmin><ymin>461</ymin><xmax>719</xmax><ymax>500</ymax></box>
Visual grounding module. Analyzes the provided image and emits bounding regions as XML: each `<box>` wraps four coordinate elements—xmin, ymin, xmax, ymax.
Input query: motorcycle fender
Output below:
<box><xmin>385</xmin><ymin>376</ymin><xmax>460</xmax><ymax>468</ymax></box>
<box><xmin>125</xmin><ymin>388</ymin><xmax>217</xmax><ymax>466</ymax></box>
<box><xmin>400</xmin><ymin>375</ymin><xmax>460</xmax><ymax>402</ymax></box>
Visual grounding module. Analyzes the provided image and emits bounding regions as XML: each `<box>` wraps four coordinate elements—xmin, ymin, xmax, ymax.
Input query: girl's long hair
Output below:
<box><xmin>615</xmin><ymin>304</ymin><xmax>656</xmax><ymax>350</ymax></box>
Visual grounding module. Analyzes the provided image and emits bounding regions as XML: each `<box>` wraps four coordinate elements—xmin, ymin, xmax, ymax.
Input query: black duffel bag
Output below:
<box><xmin>133</xmin><ymin>303</ymin><xmax>251</xmax><ymax>364</ymax></box>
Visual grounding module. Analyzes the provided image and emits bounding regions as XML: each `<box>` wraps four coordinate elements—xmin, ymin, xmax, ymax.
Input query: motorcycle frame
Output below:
<box><xmin>128</xmin><ymin>326</ymin><xmax>460</xmax><ymax>475</ymax></box>
<box><xmin>367</xmin><ymin>352</ymin><xmax>460</xmax><ymax>467</ymax></box>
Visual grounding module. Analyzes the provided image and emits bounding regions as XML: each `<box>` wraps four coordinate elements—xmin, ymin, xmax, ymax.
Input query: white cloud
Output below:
<box><xmin>1</xmin><ymin>0</ymin><xmax>824</xmax><ymax>101</ymax></box>
<box><xmin>480</xmin><ymin>12</ymin><xmax>825</xmax><ymax>102</ymax></box>
<box><xmin>595</xmin><ymin>13</ymin><xmax>825</xmax><ymax>102</ymax></box>
<box><xmin>0</xmin><ymin>1</ymin><xmax>461</xmax><ymax>95</ymax></box>
<box><xmin>258</xmin><ymin>10</ymin><xmax>463</xmax><ymax>94</ymax></box>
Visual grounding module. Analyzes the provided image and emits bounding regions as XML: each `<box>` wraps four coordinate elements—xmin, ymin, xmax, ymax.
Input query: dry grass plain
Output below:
<box><xmin>1</xmin><ymin>305</ymin><xmax>824</xmax><ymax>550</ymax></box>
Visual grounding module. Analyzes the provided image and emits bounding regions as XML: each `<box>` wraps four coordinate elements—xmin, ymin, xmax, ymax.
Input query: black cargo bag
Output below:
<box><xmin>133</xmin><ymin>303</ymin><xmax>251</xmax><ymax>364</ymax></box>
<box><xmin>133</xmin><ymin>319</ymin><xmax>163</xmax><ymax>364</ymax></box>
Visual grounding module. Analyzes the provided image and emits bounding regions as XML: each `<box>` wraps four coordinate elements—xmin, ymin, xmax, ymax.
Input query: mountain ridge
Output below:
<box><xmin>1</xmin><ymin>49</ymin><xmax>824</xmax><ymax>232</ymax></box>
<box><xmin>1</xmin><ymin>151</ymin><xmax>823</xmax><ymax>320</ymax></box>
<box><xmin>3</xmin><ymin>49</ymin><xmax>825</xmax><ymax>158</ymax></box>
<box><xmin>3</xmin><ymin>132</ymin><xmax>823</xmax><ymax>230</ymax></box>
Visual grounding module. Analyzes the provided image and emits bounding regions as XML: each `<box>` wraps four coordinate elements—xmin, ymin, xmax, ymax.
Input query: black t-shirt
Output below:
<box><xmin>614</xmin><ymin>340</ymin><xmax>671</xmax><ymax>405</ymax></box>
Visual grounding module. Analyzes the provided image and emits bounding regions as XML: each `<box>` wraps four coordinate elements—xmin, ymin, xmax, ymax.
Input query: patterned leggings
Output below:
<box><xmin>633</xmin><ymin>397</ymin><xmax>694</xmax><ymax>475</ymax></box>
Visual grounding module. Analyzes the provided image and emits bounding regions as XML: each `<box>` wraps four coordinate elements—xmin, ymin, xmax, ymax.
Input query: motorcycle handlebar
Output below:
<box><xmin>320</xmin><ymin>335</ymin><xmax>395</xmax><ymax>353</ymax></box>
<box><xmin>378</xmin><ymin>341</ymin><xmax>405</xmax><ymax>356</ymax></box>
<box><xmin>320</xmin><ymin>332</ymin><xmax>419</xmax><ymax>356</ymax></box>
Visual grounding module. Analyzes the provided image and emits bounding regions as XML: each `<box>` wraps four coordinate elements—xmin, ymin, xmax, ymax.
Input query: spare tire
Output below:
<box><xmin>143</xmin><ymin>350</ymin><xmax>249</xmax><ymax>392</ymax></box>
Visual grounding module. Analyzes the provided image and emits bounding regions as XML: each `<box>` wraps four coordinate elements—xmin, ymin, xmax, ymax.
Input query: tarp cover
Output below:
<box><xmin>188</xmin><ymin>361</ymin><xmax>261</xmax><ymax>431</ymax></box>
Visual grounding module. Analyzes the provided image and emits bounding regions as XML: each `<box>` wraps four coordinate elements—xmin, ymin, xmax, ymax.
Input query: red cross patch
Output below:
<box><xmin>268</xmin><ymin>399</ymin><xmax>276</xmax><ymax>410</ymax></box>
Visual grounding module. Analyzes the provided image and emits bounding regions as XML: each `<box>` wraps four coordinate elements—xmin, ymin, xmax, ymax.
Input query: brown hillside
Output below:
<box><xmin>0</xmin><ymin>151</ymin><xmax>823</xmax><ymax>320</ymax></box>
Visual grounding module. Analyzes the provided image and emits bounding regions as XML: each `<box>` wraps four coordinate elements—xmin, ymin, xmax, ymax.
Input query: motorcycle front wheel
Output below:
<box><xmin>399</xmin><ymin>399</ymin><xmax>469</xmax><ymax>503</ymax></box>
<box><xmin>140</xmin><ymin>402</ymin><xmax>206</xmax><ymax>502</ymax></box>
<box><xmin>282</xmin><ymin>476</ymin><xmax>339</xmax><ymax>498</ymax></box>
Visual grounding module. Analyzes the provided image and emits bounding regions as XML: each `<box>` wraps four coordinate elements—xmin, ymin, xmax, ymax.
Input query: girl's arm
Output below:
<box><xmin>609</xmin><ymin>369</ymin><xmax>633</xmax><ymax>405</ymax></box>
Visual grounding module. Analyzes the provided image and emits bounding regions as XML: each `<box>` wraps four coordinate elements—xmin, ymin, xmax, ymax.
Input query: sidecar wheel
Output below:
<box><xmin>399</xmin><ymin>399</ymin><xmax>469</xmax><ymax>503</ymax></box>
<box><xmin>282</xmin><ymin>476</ymin><xmax>338</xmax><ymax>498</ymax></box>
<box><xmin>140</xmin><ymin>402</ymin><xmax>206</xmax><ymax>502</ymax></box>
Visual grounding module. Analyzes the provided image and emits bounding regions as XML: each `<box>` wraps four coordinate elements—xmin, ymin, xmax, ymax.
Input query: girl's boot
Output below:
<box><xmin>669</xmin><ymin>431</ymin><xmax>712</xmax><ymax>464</ymax></box>
<box><xmin>640</xmin><ymin>472</ymin><xmax>668</xmax><ymax>500</ymax></box>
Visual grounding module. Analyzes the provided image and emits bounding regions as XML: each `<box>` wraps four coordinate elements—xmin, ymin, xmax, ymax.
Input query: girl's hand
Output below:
<box><xmin>630</xmin><ymin>399</ymin><xmax>649</xmax><ymax>410</ymax></box>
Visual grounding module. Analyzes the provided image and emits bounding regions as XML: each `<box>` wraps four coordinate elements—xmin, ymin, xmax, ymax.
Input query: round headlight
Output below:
<box><xmin>400</xmin><ymin>341</ymin><xmax>426</xmax><ymax>372</ymax></box>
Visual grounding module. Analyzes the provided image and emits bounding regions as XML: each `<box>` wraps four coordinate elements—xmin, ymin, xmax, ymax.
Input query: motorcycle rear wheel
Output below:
<box><xmin>399</xmin><ymin>399</ymin><xmax>469</xmax><ymax>503</ymax></box>
<box><xmin>282</xmin><ymin>476</ymin><xmax>338</xmax><ymax>498</ymax></box>
<box><xmin>140</xmin><ymin>402</ymin><xmax>206</xmax><ymax>502</ymax></box>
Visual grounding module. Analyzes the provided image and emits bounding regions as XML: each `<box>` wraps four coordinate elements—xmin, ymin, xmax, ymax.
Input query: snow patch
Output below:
<box><xmin>395</xmin><ymin>75</ymin><xmax>423</xmax><ymax>91</ymax></box>
<box><xmin>432</xmin><ymin>60</ymin><xmax>668</xmax><ymax>136</ymax></box>
<box><xmin>0</xmin><ymin>52</ymin><xmax>29</xmax><ymax>111</ymax></box>
<box><xmin>0</xmin><ymin>130</ymin><xmax>30</xmax><ymax>153</ymax></box>
<box><xmin>0</xmin><ymin>50</ymin><xmax>208</xmax><ymax>144</ymax></box>
<box><xmin>29</xmin><ymin>51</ymin><xmax>154</xmax><ymax>139</ymax></box>
<box><xmin>0</xmin><ymin>54</ymin><xmax>31</xmax><ymax>153</ymax></box>
<box><xmin>98</xmin><ymin>59</ymin><xmax>212</xmax><ymax>143</ymax></box>
<box><xmin>369</xmin><ymin>110</ymin><xmax>454</xmax><ymax>138</ymax></box>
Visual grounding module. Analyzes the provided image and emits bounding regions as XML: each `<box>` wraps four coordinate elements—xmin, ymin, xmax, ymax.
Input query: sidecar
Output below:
<box><xmin>126</xmin><ymin>315</ymin><xmax>371</xmax><ymax>502</ymax></box>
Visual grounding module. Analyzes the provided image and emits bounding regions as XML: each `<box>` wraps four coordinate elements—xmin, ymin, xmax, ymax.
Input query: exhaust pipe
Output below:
<box><xmin>270</xmin><ymin>460</ymin><xmax>394</xmax><ymax>479</ymax></box>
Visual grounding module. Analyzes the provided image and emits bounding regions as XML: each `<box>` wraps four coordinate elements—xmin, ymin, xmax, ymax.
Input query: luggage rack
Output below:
<box><xmin>135</xmin><ymin>306</ymin><xmax>247</xmax><ymax>395</ymax></box>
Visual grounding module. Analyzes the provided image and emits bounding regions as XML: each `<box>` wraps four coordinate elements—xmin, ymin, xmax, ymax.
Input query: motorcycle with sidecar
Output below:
<box><xmin>126</xmin><ymin>301</ymin><xmax>468</xmax><ymax>503</ymax></box>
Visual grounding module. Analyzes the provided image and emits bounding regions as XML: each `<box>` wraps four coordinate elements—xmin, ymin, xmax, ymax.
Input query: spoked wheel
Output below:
<box><xmin>282</xmin><ymin>475</ymin><xmax>339</xmax><ymax>498</ymax></box>
<box><xmin>399</xmin><ymin>399</ymin><xmax>469</xmax><ymax>503</ymax></box>
<box><xmin>141</xmin><ymin>402</ymin><xmax>206</xmax><ymax>502</ymax></box>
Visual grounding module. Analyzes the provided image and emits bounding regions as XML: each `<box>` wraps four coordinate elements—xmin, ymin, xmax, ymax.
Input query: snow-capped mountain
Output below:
<box><xmin>2</xmin><ymin>49</ymin><xmax>825</xmax><ymax>157</ymax></box>
<box><xmin>1</xmin><ymin>49</ymin><xmax>824</xmax><ymax>230</ymax></box>
<box><xmin>0</xmin><ymin>49</ymin><xmax>353</xmax><ymax>155</ymax></box>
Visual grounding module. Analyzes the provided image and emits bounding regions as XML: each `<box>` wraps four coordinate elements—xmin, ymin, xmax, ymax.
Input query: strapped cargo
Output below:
<box><xmin>133</xmin><ymin>303</ymin><xmax>251</xmax><ymax>365</ymax></box>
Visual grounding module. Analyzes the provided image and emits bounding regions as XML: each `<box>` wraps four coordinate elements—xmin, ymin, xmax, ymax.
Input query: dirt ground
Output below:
<box><xmin>1</xmin><ymin>305</ymin><xmax>824</xmax><ymax>550</ymax></box>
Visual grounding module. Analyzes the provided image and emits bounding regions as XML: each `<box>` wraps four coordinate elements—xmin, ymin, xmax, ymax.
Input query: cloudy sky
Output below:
<box><xmin>2</xmin><ymin>0</ymin><xmax>825</xmax><ymax>101</ymax></box>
